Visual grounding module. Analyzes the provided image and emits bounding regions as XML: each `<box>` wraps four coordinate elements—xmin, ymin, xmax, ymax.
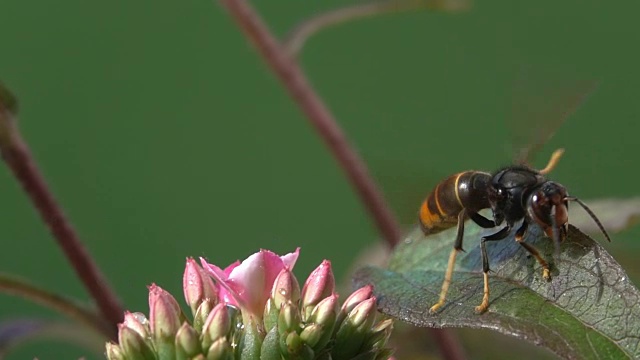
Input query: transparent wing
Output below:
<box><xmin>508</xmin><ymin>67</ymin><xmax>599</xmax><ymax>167</ymax></box>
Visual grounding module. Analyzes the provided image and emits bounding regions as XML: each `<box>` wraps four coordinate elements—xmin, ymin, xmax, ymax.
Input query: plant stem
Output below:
<box><xmin>218</xmin><ymin>0</ymin><xmax>402</xmax><ymax>248</ymax></box>
<box><xmin>0</xmin><ymin>273</ymin><xmax>113</xmax><ymax>338</ymax></box>
<box><xmin>284</xmin><ymin>0</ymin><xmax>470</xmax><ymax>57</ymax></box>
<box><xmin>216</xmin><ymin>1</ymin><xmax>466</xmax><ymax>359</ymax></box>
<box><xmin>0</xmin><ymin>87</ymin><xmax>122</xmax><ymax>340</ymax></box>
<box><xmin>429</xmin><ymin>328</ymin><xmax>467</xmax><ymax>360</ymax></box>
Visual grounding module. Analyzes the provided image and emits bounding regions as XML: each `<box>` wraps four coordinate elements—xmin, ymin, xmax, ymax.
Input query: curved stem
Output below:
<box><xmin>218</xmin><ymin>0</ymin><xmax>402</xmax><ymax>248</ymax></box>
<box><xmin>285</xmin><ymin>0</ymin><xmax>470</xmax><ymax>57</ymax></box>
<box><xmin>285</xmin><ymin>0</ymin><xmax>420</xmax><ymax>57</ymax></box>
<box><xmin>215</xmin><ymin>1</ymin><xmax>466</xmax><ymax>359</ymax></box>
<box><xmin>0</xmin><ymin>85</ymin><xmax>122</xmax><ymax>340</ymax></box>
<box><xmin>0</xmin><ymin>273</ymin><xmax>113</xmax><ymax>339</ymax></box>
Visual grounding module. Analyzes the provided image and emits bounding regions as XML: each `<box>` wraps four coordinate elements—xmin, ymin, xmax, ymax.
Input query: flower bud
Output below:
<box><xmin>118</xmin><ymin>324</ymin><xmax>155</xmax><ymax>359</ymax></box>
<box><xmin>193</xmin><ymin>298</ymin><xmax>214</xmax><ymax>333</ymax></box>
<box><xmin>271</xmin><ymin>267</ymin><xmax>300</xmax><ymax>310</ymax></box>
<box><xmin>336</xmin><ymin>285</ymin><xmax>373</xmax><ymax>330</ymax></box>
<box><xmin>149</xmin><ymin>284</ymin><xmax>182</xmax><ymax>340</ymax></box>
<box><xmin>347</xmin><ymin>297</ymin><xmax>377</xmax><ymax>329</ymax></box>
<box><xmin>175</xmin><ymin>322</ymin><xmax>201</xmax><ymax>358</ymax></box>
<box><xmin>278</xmin><ymin>301</ymin><xmax>300</xmax><ymax>334</ymax></box>
<box><xmin>309</xmin><ymin>293</ymin><xmax>338</xmax><ymax>327</ymax></box>
<box><xmin>105</xmin><ymin>342</ymin><xmax>124</xmax><ymax>360</ymax></box>
<box><xmin>280</xmin><ymin>330</ymin><xmax>313</xmax><ymax>359</ymax></box>
<box><xmin>183</xmin><ymin>257</ymin><xmax>218</xmax><ymax>315</ymax></box>
<box><xmin>332</xmin><ymin>298</ymin><xmax>379</xmax><ymax>359</ymax></box>
<box><xmin>372</xmin><ymin>318</ymin><xmax>394</xmax><ymax>333</ymax></box>
<box><xmin>122</xmin><ymin>311</ymin><xmax>149</xmax><ymax>339</ymax></box>
<box><xmin>341</xmin><ymin>285</ymin><xmax>373</xmax><ymax>313</ymax></box>
<box><xmin>263</xmin><ymin>298</ymin><xmax>279</xmax><ymax>331</ymax></box>
<box><xmin>202</xmin><ymin>303</ymin><xmax>231</xmax><ymax>350</ymax></box>
<box><xmin>149</xmin><ymin>284</ymin><xmax>181</xmax><ymax>358</ymax></box>
<box><xmin>299</xmin><ymin>324</ymin><xmax>324</xmax><ymax>348</ymax></box>
<box><xmin>206</xmin><ymin>337</ymin><xmax>234</xmax><ymax>360</ymax></box>
<box><xmin>280</xmin><ymin>330</ymin><xmax>301</xmax><ymax>353</ymax></box>
<box><xmin>361</xmin><ymin>318</ymin><xmax>394</xmax><ymax>353</ymax></box>
<box><xmin>300</xmin><ymin>260</ymin><xmax>335</xmax><ymax>320</ymax></box>
<box><xmin>308</xmin><ymin>294</ymin><xmax>339</xmax><ymax>350</ymax></box>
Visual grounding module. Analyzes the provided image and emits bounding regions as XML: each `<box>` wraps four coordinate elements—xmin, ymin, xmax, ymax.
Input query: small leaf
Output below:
<box><xmin>260</xmin><ymin>325</ymin><xmax>281</xmax><ymax>360</ymax></box>
<box><xmin>354</xmin><ymin>223</ymin><xmax>640</xmax><ymax>359</ymax></box>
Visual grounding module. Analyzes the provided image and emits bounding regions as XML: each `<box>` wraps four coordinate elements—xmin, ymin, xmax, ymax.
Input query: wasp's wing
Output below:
<box><xmin>508</xmin><ymin>69</ymin><xmax>599</xmax><ymax>167</ymax></box>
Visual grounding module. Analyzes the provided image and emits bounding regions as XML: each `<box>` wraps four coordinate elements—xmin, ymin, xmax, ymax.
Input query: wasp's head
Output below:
<box><xmin>526</xmin><ymin>181</ymin><xmax>569</xmax><ymax>242</ymax></box>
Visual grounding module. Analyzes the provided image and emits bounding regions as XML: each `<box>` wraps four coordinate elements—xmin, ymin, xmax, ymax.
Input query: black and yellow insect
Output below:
<box><xmin>419</xmin><ymin>81</ymin><xmax>612</xmax><ymax>314</ymax></box>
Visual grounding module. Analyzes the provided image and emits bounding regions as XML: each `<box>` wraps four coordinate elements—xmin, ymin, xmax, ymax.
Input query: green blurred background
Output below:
<box><xmin>1</xmin><ymin>0</ymin><xmax>639</xmax><ymax>358</ymax></box>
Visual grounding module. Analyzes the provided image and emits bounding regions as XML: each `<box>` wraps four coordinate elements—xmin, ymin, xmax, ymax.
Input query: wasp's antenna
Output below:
<box><xmin>565</xmin><ymin>196</ymin><xmax>612</xmax><ymax>242</ymax></box>
<box><xmin>550</xmin><ymin>205</ymin><xmax>561</xmax><ymax>258</ymax></box>
<box><xmin>538</xmin><ymin>148</ymin><xmax>565</xmax><ymax>175</ymax></box>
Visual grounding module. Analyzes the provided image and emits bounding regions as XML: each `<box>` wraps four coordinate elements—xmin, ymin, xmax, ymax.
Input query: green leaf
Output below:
<box><xmin>354</xmin><ymin>223</ymin><xmax>640</xmax><ymax>359</ymax></box>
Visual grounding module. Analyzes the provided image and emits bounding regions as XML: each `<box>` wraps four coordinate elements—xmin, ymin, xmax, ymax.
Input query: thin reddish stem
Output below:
<box><xmin>219</xmin><ymin>0</ymin><xmax>402</xmax><ymax>248</ymax></box>
<box><xmin>429</xmin><ymin>328</ymin><xmax>467</xmax><ymax>360</ymax></box>
<box><xmin>216</xmin><ymin>2</ymin><xmax>466</xmax><ymax>359</ymax></box>
<box><xmin>0</xmin><ymin>92</ymin><xmax>122</xmax><ymax>340</ymax></box>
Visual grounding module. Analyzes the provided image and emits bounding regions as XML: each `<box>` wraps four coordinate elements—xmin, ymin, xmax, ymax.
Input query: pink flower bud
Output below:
<box><xmin>122</xmin><ymin>311</ymin><xmax>149</xmax><ymax>338</ymax></box>
<box><xmin>341</xmin><ymin>285</ymin><xmax>373</xmax><ymax>314</ymax></box>
<box><xmin>148</xmin><ymin>284</ymin><xmax>181</xmax><ymax>340</ymax></box>
<box><xmin>203</xmin><ymin>303</ymin><xmax>231</xmax><ymax>349</ymax></box>
<box><xmin>105</xmin><ymin>342</ymin><xmax>123</xmax><ymax>360</ymax></box>
<box><xmin>271</xmin><ymin>267</ymin><xmax>300</xmax><ymax>310</ymax></box>
<box><xmin>300</xmin><ymin>260</ymin><xmax>335</xmax><ymax>319</ymax></box>
<box><xmin>183</xmin><ymin>257</ymin><xmax>218</xmax><ymax>315</ymax></box>
<box><xmin>336</xmin><ymin>285</ymin><xmax>374</xmax><ymax>328</ymax></box>
<box><xmin>347</xmin><ymin>297</ymin><xmax>377</xmax><ymax>329</ymax></box>
<box><xmin>310</xmin><ymin>293</ymin><xmax>339</xmax><ymax>327</ymax></box>
<box><xmin>118</xmin><ymin>324</ymin><xmax>155</xmax><ymax>359</ymax></box>
<box><xmin>175</xmin><ymin>322</ymin><xmax>201</xmax><ymax>357</ymax></box>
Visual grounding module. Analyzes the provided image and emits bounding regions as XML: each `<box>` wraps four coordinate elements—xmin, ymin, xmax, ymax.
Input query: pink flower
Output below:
<box><xmin>200</xmin><ymin>248</ymin><xmax>300</xmax><ymax>320</ymax></box>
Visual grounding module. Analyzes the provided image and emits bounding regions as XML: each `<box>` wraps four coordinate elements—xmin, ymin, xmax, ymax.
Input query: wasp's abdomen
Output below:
<box><xmin>419</xmin><ymin>171</ymin><xmax>491</xmax><ymax>235</ymax></box>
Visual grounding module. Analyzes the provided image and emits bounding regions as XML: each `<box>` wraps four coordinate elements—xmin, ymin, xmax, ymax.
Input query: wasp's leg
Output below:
<box><xmin>539</xmin><ymin>148</ymin><xmax>565</xmax><ymax>175</ymax></box>
<box><xmin>476</xmin><ymin>224</ymin><xmax>511</xmax><ymax>313</ymax></box>
<box><xmin>429</xmin><ymin>209</ymin><xmax>467</xmax><ymax>314</ymax></box>
<box><xmin>514</xmin><ymin>221</ymin><xmax>551</xmax><ymax>280</ymax></box>
<box><xmin>469</xmin><ymin>212</ymin><xmax>496</xmax><ymax>229</ymax></box>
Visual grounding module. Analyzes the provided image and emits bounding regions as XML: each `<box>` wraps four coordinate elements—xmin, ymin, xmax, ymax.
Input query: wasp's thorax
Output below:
<box><xmin>487</xmin><ymin>166</ymin><xmax>545</xmax><ymax>226</ymax></box>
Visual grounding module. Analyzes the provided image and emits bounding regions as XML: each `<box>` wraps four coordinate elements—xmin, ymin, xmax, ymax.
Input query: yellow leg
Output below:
<box><xmin>429</xmin><ymin>248</ymin><xmax>459</xmax><ymax>313</ymax></box>
<box><xmin>539</xmin><ymin>148</ymin><xmax>565</xmax><ymax>175</ymax></box>
<box><xmin>475</xmin><ymin>272</ymin><xmax>490</xmax><ymax>313</ymax></box>
<box><xmin>515</xmin><ymin>235</ymin><xmax>551</xmax><ymax>281</ymax></box>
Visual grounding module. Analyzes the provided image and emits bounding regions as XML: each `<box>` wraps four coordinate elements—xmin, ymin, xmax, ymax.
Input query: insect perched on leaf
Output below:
<box><xmin>419</xmin><ymin>77</ymin><xmax>612</xmax><ymax>314</ymax></box>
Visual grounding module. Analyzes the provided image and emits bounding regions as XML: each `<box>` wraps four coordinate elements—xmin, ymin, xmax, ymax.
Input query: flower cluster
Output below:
<box><xmin>105</xmin><ymin>249</ymin><xmax>394</xmax><ymax>359</ymax></box>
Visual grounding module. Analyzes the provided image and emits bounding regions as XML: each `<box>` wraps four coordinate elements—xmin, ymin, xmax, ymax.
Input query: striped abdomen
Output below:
<box><xmin>419</xmin><ymin>171</ymin><xmax>492</xmax><ymax>235</ymax></box>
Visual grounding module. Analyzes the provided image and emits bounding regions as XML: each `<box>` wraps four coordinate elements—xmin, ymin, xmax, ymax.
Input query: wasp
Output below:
<box><xmin>420</xmin><ymin>79</ymin><xmax>612</xmax><ymax>314</ymax></box>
